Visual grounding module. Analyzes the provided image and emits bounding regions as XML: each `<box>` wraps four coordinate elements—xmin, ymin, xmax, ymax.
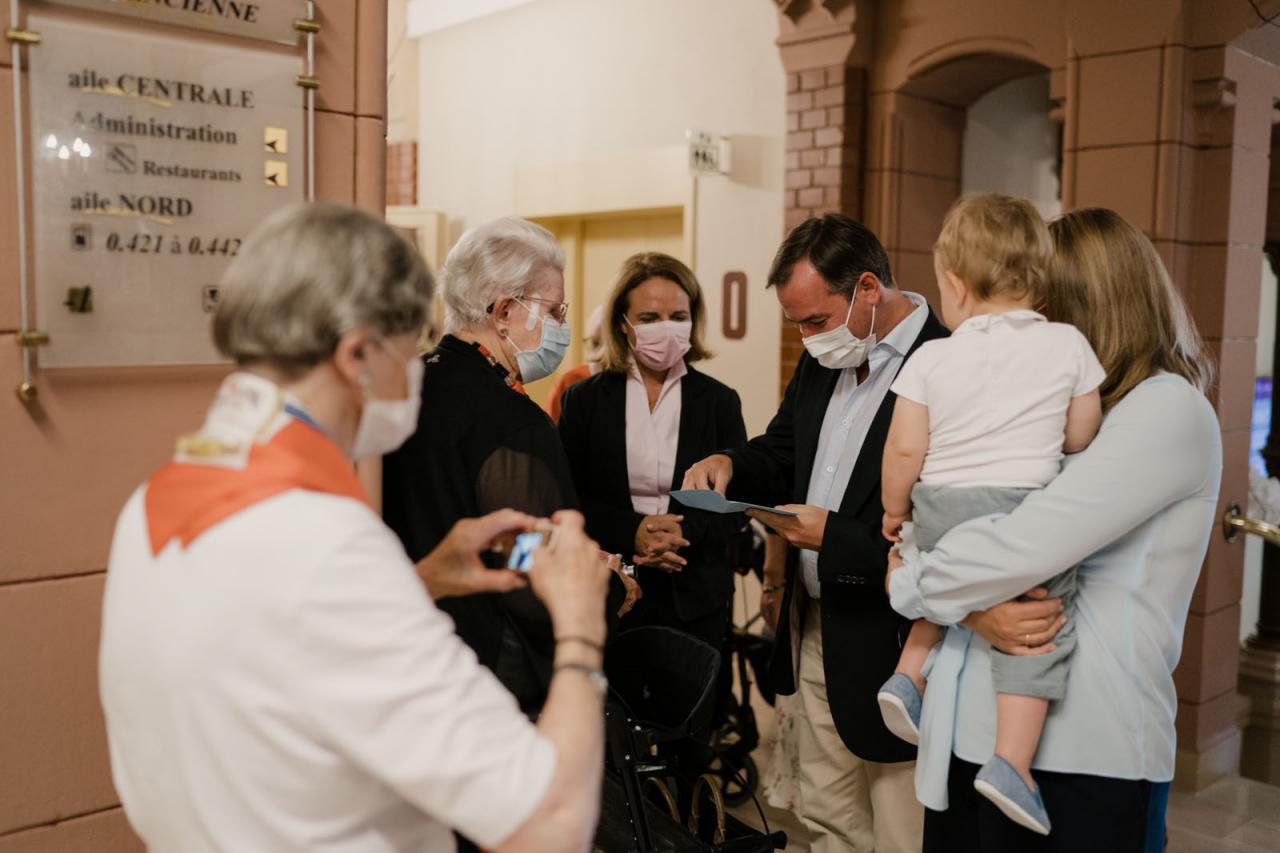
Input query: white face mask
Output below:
<box><xmin>350</xmin><ymin>348</ymin><xmax>423</xmax><ymax>460</ymax></box>
<box><xmin>801</xmin><ymin>297</ymin><xmax>876</xmax><ymax>370</ymax></box>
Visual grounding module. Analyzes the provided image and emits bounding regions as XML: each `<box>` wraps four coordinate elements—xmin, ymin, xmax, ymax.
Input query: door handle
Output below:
<box><xmin>1222</xmin><ymin>502</ymin><xmax>1280</xmax><ymax>546</ymax></box>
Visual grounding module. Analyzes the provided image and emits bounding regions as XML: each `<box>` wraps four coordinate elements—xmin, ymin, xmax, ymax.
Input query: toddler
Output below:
<box><xmin>876</xmin><ymin>194</ymin><xmax>1104</xmax><ymax>836</ymax></box>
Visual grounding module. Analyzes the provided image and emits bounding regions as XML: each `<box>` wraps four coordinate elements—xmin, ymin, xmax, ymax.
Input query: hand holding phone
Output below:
<box><xmin>507</xmin><ymin>531</ymin><xmax>544</xmax><ymax>571</ymax></box>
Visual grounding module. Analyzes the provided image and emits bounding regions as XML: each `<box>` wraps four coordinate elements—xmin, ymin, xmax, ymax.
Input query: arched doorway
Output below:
<box><xmin>863</xmin><ymin>51</ymin><xmax>1056</xmax><ymax>307</ymax></box>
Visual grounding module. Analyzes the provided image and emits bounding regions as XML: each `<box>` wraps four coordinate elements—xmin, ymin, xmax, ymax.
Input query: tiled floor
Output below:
<box><xmin>728</xmin><ymin>733</ymin><xmax>1280</xmax><ymax>852</ymax></box>
<box><xmin>1166</xmin><ymin>776</ymin><xmax>1280</xmax><ymax>852</ymax></box>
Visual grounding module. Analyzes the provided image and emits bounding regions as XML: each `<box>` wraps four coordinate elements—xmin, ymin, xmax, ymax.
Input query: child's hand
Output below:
<box><xmin>882</xmin><ymin>511</ymin><xmax>910</xmax><ymax>543</ymax></box>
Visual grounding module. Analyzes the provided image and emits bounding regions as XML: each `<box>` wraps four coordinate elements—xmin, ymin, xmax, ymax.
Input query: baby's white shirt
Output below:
<box><xmin>890</xmin><ymin>310</ymin><xmax>1106</xmax><ymax>490</ymax></box>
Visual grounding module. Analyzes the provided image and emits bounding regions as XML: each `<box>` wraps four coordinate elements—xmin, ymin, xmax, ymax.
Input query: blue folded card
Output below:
<box><xmin>669</xmin><ymin>489</ymin><xmax>798</xmax><ymax>517</ymax></box>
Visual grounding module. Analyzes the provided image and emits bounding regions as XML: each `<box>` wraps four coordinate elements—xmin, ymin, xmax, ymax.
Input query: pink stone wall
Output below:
<box><xmin>0</xmin><ymin>2</ymin><xmax>387</xmax><ymax>847</ymax></box>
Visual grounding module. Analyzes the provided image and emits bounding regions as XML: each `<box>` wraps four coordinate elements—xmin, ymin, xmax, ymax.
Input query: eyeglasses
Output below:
<box><xmin>518</xmin><ymin>295</ymin><xmax>570</xmax><ymax>324</ymax></box>
<box><xmin>485</xmin><ymin>296</ymin><xmax>571</xmax><ymax>324</ymax></box>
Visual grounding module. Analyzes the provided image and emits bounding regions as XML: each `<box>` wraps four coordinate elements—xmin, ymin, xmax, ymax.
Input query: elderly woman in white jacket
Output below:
<box><xmin>99</xmin><ymin>203</ymin><xmax>610</xmax><ymax>853</ymax></box>
<box><xmin>886</xmin><ymin>208</ymin><xmax>1220</xmax><ymax>853</ymax></box>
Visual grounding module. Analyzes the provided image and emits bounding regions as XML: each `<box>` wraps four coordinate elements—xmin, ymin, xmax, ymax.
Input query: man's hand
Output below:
<box><xmin>634</xmin><ymin>514</ymin><xmax>689</xmax><ymax>570</ymax></box>
<box><xmin>882</xmin><ymin>511</ymin><xmax>909</xmax><ymax>543</ymax></box>
<box><xmin>682</xmin><ymin>454</ymin><xmax>734</xmax><ymax>496</ymax></box>
<box><xmin>961</xmin><ymin>588</ymin><xmax>1066</xmax><ymax>656</ymax></box>
<box><xmin>746</xmin><ymin>504</ymin><xmax>828</xmax><ymax>551</ymax></box>
<box><xmin>416</xmin><ymin>509</ymin><xmax>535</xmax><ymax>599</ymax></box>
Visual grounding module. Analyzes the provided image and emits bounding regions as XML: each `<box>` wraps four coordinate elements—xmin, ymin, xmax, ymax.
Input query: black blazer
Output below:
<box><xmin>725</xmin><ymin>308</ymin><xmax>949</xmax><ymax>763</ymax></box>
<box><xmin>558</xmin><ymin>366</ymin><xmax>748</xmax><ymax>622</ymax></box>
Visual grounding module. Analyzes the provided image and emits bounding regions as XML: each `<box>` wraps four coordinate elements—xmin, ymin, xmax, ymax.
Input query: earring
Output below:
<box><xmin>359</xmin><ymin>373</ymin><xmax>371</xmax><ymax>388</ymax></box>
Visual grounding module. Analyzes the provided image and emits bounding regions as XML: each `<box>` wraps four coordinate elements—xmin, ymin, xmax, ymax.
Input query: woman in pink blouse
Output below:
<box><xmin>557</xmin><ymin>253</ymin><xmax>747</xmax><ymax>651</ymax></box>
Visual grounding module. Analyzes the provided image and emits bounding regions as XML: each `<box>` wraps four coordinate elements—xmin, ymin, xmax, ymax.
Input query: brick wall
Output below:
<box><xmin>780</xmin><ymin>65</ymin><xmax>865</xmax><ymax>396</ymax></box>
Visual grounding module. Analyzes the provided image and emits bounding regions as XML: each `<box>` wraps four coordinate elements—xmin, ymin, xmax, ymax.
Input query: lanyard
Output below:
<box><xmin>283</xmin><ymin>402</ymin><xmax>324</xmax><ymax>435</ymax></box>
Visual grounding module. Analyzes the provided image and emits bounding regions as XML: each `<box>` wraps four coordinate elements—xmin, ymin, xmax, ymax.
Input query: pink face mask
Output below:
<box><xmin>627</xmin><ymin>318</ymin><xmax>692</xmax><ymax>371</ymax></box>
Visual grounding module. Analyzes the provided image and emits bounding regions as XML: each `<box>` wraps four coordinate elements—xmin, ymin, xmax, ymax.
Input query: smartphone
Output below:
<box><xmin>506</xmin><ymin>531</ymin><xmax>544</xmax><ymax>571</ymax></box>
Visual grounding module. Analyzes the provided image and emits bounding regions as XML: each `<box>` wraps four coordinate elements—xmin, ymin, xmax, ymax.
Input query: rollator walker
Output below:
<box><xmin>595</xmin><ymin>625</ymin><xmax>786</xmax><ymax>852</ymax></box>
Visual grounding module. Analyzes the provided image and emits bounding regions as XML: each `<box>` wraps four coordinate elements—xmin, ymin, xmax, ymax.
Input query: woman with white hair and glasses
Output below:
<box><xmin>100</xmin><ymin>203</ymin><xmax>611</xmax><ymax>852</ymax></box>
<box><xmin>383</xmin><ymin>216</ymin><xmax>631</xmax><ymax>725</ymax></box>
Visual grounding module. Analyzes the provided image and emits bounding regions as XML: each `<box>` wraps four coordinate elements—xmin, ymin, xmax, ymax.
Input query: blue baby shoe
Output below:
<box><xmin>876</xmin><ymin>673</ymin><xmax>922</xmax><ymax>746</ymax></box>
<box><xmin>973</xmin><ymin>756</ymin><xmax>1051</xmax><ymax>836</ymax></box>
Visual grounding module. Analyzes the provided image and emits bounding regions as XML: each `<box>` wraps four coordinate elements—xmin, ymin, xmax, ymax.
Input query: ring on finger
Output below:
<box><xmin>1024</xmin><ymin>633</ymin><xmax>1031</xmax><ymax>646</ymax></box>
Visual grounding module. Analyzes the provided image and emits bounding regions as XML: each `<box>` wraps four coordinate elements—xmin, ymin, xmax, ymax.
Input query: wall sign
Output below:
<box><xmin>40</xmin><ymin>0</ymin><xmax>306</xmax><ymax>46</ymax></box>
<box><xmin>28</xmin><ymin>13</ymin><xmax>304</xmax><ymax>367</ymax></box>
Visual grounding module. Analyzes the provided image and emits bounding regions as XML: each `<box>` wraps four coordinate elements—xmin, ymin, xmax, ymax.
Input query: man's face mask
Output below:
<box><xmin>800</xmin><ymin>295</ymin><xmax>876</xmax><ymax>370</ymax></box>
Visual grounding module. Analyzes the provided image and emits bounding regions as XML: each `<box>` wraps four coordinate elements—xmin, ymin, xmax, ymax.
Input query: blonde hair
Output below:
<box><xmin>213</xmin><ymin>203</ymin><xmax>432</xmax><ymax>375</ymax></box>
<box><xmin>1046</xmin><ymin>208</ymin><xmax>1213</xmax><ymax>410</ymax></box>
<box><xmin>934</xmin><ymin>193</ymin><xmax>1052</xmax><ymax>305</ymax></box>
<box><xmin>599</xmin><ymin>253</ymin><xmax>710</xmax><ymax>373</ymax></box>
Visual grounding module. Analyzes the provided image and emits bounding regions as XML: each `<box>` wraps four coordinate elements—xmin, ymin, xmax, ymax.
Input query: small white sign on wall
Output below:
<box><xmin>688</xmin><ymin>129</ymin><xmax>730</xmax><ymax>175</ymax></box>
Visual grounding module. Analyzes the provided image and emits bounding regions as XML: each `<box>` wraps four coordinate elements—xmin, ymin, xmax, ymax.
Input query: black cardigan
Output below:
<box><xmin>382</xmin><ymin>335</ymin><xmax>578</xmax><ymax>713</ymax></box>
<box><xmin>557</xmin><ymin>365</ymin><xmax>748</xmax><ymax>622</ymax></box>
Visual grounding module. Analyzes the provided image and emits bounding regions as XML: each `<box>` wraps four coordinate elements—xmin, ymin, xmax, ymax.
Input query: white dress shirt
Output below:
<box><xmin>889</xmin><ymin>373</ymin><xmax>1221</xmax><ymax>809</ymax></box>
<box><xmin>626</xmin><ymin>360</ymin><xmax>686</xmax><ymax>515</ymax></box>
<box><xmin>800</xmin><ymin>292</ymin><xmax>928</xmax><ymax>598</ymax></box>
<box><xmin>891</xmin><ymin>310</ymin><xmax>1105</xmax><ymax>489</ymax></box>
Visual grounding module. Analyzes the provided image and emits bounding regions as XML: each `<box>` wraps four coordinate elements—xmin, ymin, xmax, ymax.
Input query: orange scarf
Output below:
<box><xmin>145</xmin><ymin>415</ymin><xmax>368</xmax><ymax>556</ymax></box>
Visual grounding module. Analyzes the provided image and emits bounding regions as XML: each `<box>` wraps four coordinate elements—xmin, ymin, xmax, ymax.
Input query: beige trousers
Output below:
<box><xmin>794</xmin><ymin>601</ymin><xmax>923</xmax><ymax>853</ymax></box>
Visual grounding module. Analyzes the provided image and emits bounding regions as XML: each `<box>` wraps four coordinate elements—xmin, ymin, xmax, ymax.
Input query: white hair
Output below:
<box><xmin>441</xmin><ymin>216</ymin><xmax>565</xmax><ymax>331</ymax></box>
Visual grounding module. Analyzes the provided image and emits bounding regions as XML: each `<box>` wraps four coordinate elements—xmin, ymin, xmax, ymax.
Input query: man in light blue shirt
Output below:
<box><xmin>685</xmin><ymin>214</ymin><xmax>946</xmax><ymax>853</ymax></box>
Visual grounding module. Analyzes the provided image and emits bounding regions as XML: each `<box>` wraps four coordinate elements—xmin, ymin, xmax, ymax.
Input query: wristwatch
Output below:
<box><xmin>555</xmin><ymin>662</ymin><xmax>609</xmax><ymax>697</ymax></box>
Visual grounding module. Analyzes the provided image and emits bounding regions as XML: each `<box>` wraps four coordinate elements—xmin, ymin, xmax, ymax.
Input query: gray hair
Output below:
<box><xmin>213</xmin><ymin>202</ymin><xmax>432</xmax><ymax>373</ymax></box>
<box><xmin>441</xmin><ymin>216</ymin><xmax>564</xmax><ymax>331</ymax></box>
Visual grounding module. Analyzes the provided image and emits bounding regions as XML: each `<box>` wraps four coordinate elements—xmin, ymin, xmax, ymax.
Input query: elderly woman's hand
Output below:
<box><xmin>415</xmin><ymin>509</ymin><xmax>536</xmax><ymax>600</ymax></box>
<box><xmin>528</xmin><ymin>511</ymin><xmax>610</xmax><ymax>642</ymax></box>
<box><xmin>960</xmin><ymin>588</ymin><xmax>1066</xmax><ymax>655</ymax></box>
<box><xmin>603</xmin><ymin>552</ymin><xmax>643</xmax><ymax>618</ymax></box>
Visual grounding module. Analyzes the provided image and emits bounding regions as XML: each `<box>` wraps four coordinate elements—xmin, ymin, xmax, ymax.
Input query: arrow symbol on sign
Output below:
<box><xmin>263</xmin><ymin>160</ymin><xmax>288</xmax><ymax>187</ymax></box>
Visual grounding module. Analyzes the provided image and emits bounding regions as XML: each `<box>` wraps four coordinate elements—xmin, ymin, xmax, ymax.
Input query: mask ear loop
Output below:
<box><xmin>517</xmin><ymin>297</ymin><xmax>541</xmax><ymax>332</ymax></box>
